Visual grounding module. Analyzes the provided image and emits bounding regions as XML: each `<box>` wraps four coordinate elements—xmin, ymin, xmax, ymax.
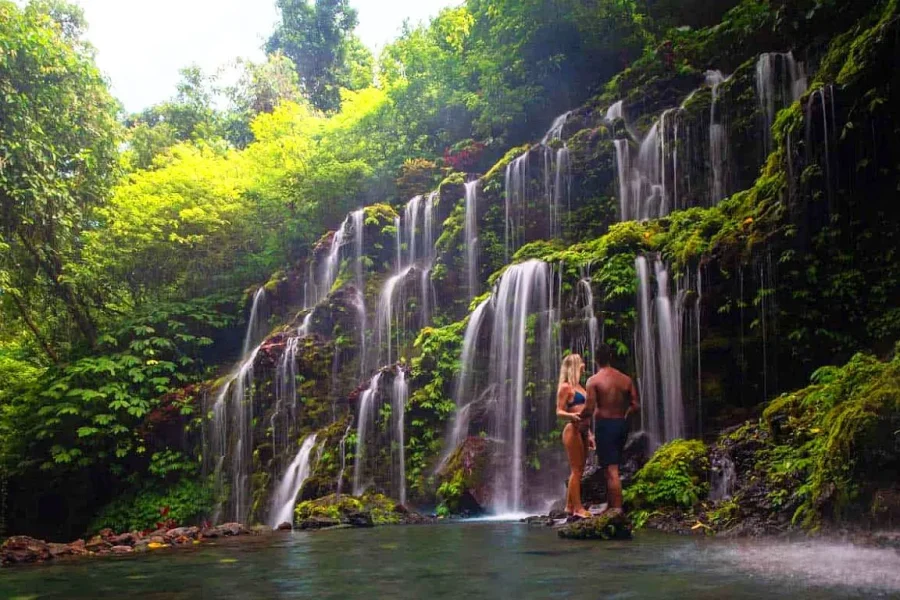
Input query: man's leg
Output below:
<box><xmin>605</xmin><ymin>464</ymin><xmax>622</xmax><ymax>509</ymax></box>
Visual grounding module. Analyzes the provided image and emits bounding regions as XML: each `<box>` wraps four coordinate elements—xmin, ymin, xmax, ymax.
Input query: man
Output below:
<box><xmin>581</xmin><ymin>344</ymin><xmax>640</xmax><ymax>514</ymax></box>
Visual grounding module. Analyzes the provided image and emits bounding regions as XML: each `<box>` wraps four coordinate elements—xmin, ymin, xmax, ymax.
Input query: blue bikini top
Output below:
<box><xmin>568</xmin><ymin>390</ymin><xmax>586</xmax><ymax>409</ymax></box>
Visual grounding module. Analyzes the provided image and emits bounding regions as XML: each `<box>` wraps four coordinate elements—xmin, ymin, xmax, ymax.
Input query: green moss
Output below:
<box><xmin>294</xmin><ymin>493</ymin><xmax>401</xmax><ymax>525</ymax></box>
<box><xmin>624</xmin><ymin>439</ymin><xmax>709</xmax><ymax>512</ymax></box>
<box><xmin>761</xmin><ymin>350</ymin><xmax>900</xmax><ymax>529</ymax></box>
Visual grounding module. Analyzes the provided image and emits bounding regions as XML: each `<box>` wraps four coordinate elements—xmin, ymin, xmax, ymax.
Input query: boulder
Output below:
<box><xmin>297</xmin><ymin>516</ymin><xmax>341</xmax><ymax>530</ymax></box>
<box><xmin>48</xmin><ymin>542</ymin><xmax>74</xmax><ymax>558</ymax></box>
<box><xmin>164</xmin><ymin>526</ymin><xmax>199</xmax><ymax>541</ymax></box>
<box><xmin>110</xmin><ymin>545</ymin><xmax>134</xmax><ymax>554</ymax></box>
<box><xmin>1</xmin><ymin>536</ymin><xmax>51</xmax><ymax>565</ymax></box>
<box><xmin>97</xmin><ymin>528</ymin><xmax>115</xmax><ymax>540</ymax></box>
<box><xmin>557</xmin><ymin>511</ymin><xmax>633</xmax><ymax>540</ymax></box>
<box><xmin>250</xmin><ymin>525</ymin><xmax>273</xmax><ymax>536</ymax></box>
<box><xmin>581</xmin><ymin>465</ymin><xmax>608</xmax><ymax>506</ymax></box>
<box><xmin>345</xmin><ymin>511</ymin><xmax>374</xmax><ymax>528</ymax></box>
<box><xmin>276</xmin><ymin>522</ymin><xmax>293</xmax><ymax>531</ymax></box>
<box><xmin>110</xmin><ymin>532</ymin><xmax>138</xmax><ymax>546</ymax></box>
<box><xmin>85</xmin><ymin>535</ymin><xmax>111</xmax><ymax>552</ymax></box>
<box><xmin>219</xmin><ymin>522</ymin><xmax>247</xmax><ymax>536</ymax></box>
<box><xmin>68</xmin><ymin>539</ymin><xmax>88</xmax><ymax>555</ymax></box>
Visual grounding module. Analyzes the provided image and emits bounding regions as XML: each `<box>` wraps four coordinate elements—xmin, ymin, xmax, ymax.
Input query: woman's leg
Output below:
<box><xmin>563</xmin><ymin>424</ymin><xmax>588</xmax><ymax>516</ymax></box>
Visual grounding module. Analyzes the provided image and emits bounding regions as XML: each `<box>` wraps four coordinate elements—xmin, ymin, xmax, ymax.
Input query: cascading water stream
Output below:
<box><xmin>655</xmin><ymin>261</ymin><xmax>685</xmax><ymax>442</ymax></box>
<box><xmin>464</xmin><ymin>181</ymin><xmax>479</xmax><ymax>299</ymax></box>
<box><xmin>438</xmin><ymin>297</ymin><xmax>492</xmax><ymax>469</ymax></box>
<box><xmin>486</xmin><ymin>260</ymin><xmax>552</xmax><ymax>514</ymax></box>
<box><xmin>756</xmin><ymin>52</ymin><xmax>808</xmax><ymax>156</ymax></box>
<box><xmin>271</xmin><ymin>336</ymin><xmax>300</xmax><ymax>469</ymax></box>
<box><xmin>635</xmin><ymin>256</ymin><xmax>661</xmax><ymax>448</ymax></box>
<box><xmin>268</xmin><ymin>433</ymin><xmax>318</xmax><ymax>528</ymax></box>
<box><xmin>375</xmin><ymin>267</ymin><xmax>413</xmax><ymax>367</ymax></box>
<box><xmin>392</xmin><ymin>369</ymin><xmax>408</xmax><ymax>505</ymax></box>
<box><xmin>242</xmin><ymin>287</ymin><xmax>268</xmax><ymax>356</ymax></box>
<box><xmin>320</xmin><ymin>216</ymin><xmax>351</xmax><ymax>303</ymax></box>
<box><xmin>707</xmin><ymin>70</ymin><xmax>729</xmax><ymax>204</ymax></box>
<box><xmin>576</xmin><ymin>273</ymin><xmax>599</xmax><ymax>366</ymax></box>
<box><xmin>353</xmin><ymin>373</ymin><xmax>383</xmax><ymax>496</ymax></box>
<box><xmin>336</xmin><ymin>420</ymin><xmax>353</xmax><ymax>497</ymax></box>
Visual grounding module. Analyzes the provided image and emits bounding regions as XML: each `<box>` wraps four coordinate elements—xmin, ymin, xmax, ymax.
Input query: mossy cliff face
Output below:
<box><xmin>185</xmin><ymin>0</ymin><xmax>900</xmax><ymax>531</ymax></box>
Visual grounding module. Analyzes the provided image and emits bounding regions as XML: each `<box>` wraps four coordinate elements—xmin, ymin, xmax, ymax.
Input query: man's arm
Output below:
<box><xmin>625</xmin><ymin>378</ymin><xmax>640</xmax><ymax>419</ymax></box>
<box><xmin>581</xmin><ymin>376</ymin><xmax>597</xmax><ymax>420</ymax></box>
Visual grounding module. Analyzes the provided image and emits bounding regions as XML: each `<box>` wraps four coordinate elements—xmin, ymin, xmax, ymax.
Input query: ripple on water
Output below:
<box><xmin>712</xmin><ymin>539</ymin><xmax>900</xmax><ymax>594</ymax></box>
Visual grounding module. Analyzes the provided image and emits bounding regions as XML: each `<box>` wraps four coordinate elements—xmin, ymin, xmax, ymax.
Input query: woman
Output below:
<box><xmin>556</xmin><ymin>353</ymin><xmax>594</xmax><ymax>518</ymax></box>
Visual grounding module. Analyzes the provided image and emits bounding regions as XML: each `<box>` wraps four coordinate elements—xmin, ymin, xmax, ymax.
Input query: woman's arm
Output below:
<box><xmin>556</xmin><ymin>383</ymin><xmax>581</xmax><ymax>422</ymax></box>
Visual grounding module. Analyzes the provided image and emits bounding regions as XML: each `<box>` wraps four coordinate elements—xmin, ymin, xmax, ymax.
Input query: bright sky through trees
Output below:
<box><xmin>75</xmin><ymin>0</ymin><xmax>459</xmax><ymax>111</ymax></box>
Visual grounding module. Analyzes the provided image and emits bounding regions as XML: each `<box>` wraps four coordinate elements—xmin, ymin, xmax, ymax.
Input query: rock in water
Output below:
<box><xmin>1</xmin><ymin>536</ymin><xmax>51</xmax><ymax>565</ymax></box>
<box><xmin>557</xmin><ymin>512</ymin><xmax>633</xmax><ymax>540</ymax></box>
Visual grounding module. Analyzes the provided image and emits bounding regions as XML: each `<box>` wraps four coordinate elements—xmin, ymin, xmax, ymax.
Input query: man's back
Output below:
<box><xmin>588</xmin><ymin>367</ymin><xmax>636</xmax><ymax>420</ymax></box>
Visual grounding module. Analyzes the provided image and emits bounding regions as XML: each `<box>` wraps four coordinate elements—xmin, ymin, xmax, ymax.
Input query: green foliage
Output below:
<box><xmin>624</xmin><ymin>439</ymin><xmax>709</xmax><ymax>511</ymax></box>
<box><xmin>761</xmin><ymin>350</ymin><xmax>900</xmax><ymax>529</ymax></box>
<box><xmin>294</xmin><ymin>492</ymin><xmax>400</xmax><ymax>525</ymax></box>
<box><xmin>90</xmin><ymin>478</ymin><xmax>214</xmax><ymax>534</ymax></box>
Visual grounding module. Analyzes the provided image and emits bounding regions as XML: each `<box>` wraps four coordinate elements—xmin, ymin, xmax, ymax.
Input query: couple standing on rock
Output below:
<box><xmin>556</xmin><ymin>344</ymin><xmax>640</xmax><ymax>520</ymax></box>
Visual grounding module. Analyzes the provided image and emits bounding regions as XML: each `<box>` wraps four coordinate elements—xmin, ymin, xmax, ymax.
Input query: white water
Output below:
<box><xmin>606</xmin><ymin>100</ymin><xmax>624</xmax><ymax>122</ymax></box>
<box><xmin>375</xmin><ymin>266</ymin><xmax>413</xmax><ymax>366</ymax></box>
<box><xmin>352</xmin><ymin>373</ymin><xmax>382</xmax><ymax>496</ymax></box>
<box><xmin>438</xmin><ymin>297</ymin><xmax>492</xmax><ymax>470</ymax></box>
<box><xmin>393</xmin><ymin>369</ymin><xmax>408</xmax><ymax>505</ymax></box>
<box><xmin>635</xmin><ymin>255</ymin><xmax>687</xmax><ymax>448</ymax></box>
<box><xmin>351</xmin><ymin>208</ymin><xmax>365</xmax><ymax>290</ymax></box>
<box><xmin>271</xmin><ymin>335</ymin><xmax>300</xmax><ymax>469</ymax></box>
<box><xmin>320</xmin><ymin>216</ymin><xmax>351</xmax><ymax>302</ymax></box>
<box><xmin>242</xmin><ymin>287</ymin><xmax>268</xmax><ymax>356</ymax></box>
<box><xmin>335</xmin><ymin>420</ymin><xmax>353</xmax><ymax>497</ymax></box>
<box><xmin>486</xmin><ymin>260</ymin><xmax>553</xmax><ymax>513</ymax></box>
<box><xmin>576</xmin><ymin>274</ymin><xmax>599</xmax><ymax>366</ymax></box>
<box><xmin>504</xmin><ymin>152</ymin><xmax>528</xmax><ymax>262</ymax></box>
<box><xmin>756</xmin><ymin>51</ymin><xmax>808</xmax><ymax>156</ymax></box>
<box><xmin>464</xmin><ymin>181</ymin><xmax>479</xmax><ymax>299</ymax></box>
<box><xmin>268</xmin><ymin>433</ymin><xmax>318</xmax><ymax>528</ymax></box>
<box><xmin>707</xmin><ymin>70</ymin><xmax>729</xmax><ymax>204</ymax></box>
<box><xmin>710</xmin><ymin>452</ymin><xmax>736</xmax><ymax>501</ymax></box>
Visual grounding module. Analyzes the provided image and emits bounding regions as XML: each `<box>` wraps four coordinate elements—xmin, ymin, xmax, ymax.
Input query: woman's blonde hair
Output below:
<box><xmin>558</xmin><ymin>354</ymin><xmax>584</xmax><ymax>389</ymax></box>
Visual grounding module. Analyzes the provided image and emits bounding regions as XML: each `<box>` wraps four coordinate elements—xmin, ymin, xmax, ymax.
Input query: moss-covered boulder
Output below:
<box><xmin>624</xmin><ymin>439</ymin><xmax>710</xmax><ymax>513</ymax></box>
<box><xmin>557</xmin><ymin>511</ymin><xmax>633</xmax><ymax>540</ymax></box>
<box><xmin>436</xmin><ymin>436</ymin><xmax>496</xmax><ymax>515</ymax></box>
<box><xmin>294</xmin><ymin>493</ymin><xmax>406</xmax><ymax>527</ymax></box>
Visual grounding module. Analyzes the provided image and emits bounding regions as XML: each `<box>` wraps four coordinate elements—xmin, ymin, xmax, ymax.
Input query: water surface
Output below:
<box><xmin>2</xmin><ymin>523</ymin><xmax>899</xmax><ymax>599</ymax></box>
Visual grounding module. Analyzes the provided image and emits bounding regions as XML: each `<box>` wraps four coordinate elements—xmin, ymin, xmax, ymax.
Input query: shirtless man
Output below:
<box><xmin>582</xmin><ymin>344</ymin><xmax>639</xmax><ymax>513</ymax></box>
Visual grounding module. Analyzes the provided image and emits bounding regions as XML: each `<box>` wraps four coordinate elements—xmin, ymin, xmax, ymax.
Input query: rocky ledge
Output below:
<box><xmin>0</xmin><ymin>522</ymin><xmax>255</xmax><ymax>567</ymax></box>
<box><xmin>557</xmin><ymin>511</ymin><xmax>633</xmax><ymax>541</ymax></box>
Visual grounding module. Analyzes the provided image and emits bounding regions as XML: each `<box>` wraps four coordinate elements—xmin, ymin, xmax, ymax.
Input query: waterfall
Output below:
<box><xmin>268</xmin><ymin>433</ymin><xmax>318</xmax><ymax>528</ymax></box>
<box><xmin>403</xmin><ymin>195</ymin><xmax>423</xmax><ymax>266</ymax></box>
<box><xmin>393</xmin><ymin>369</ymin><xmax>408</xmax><ymax>505</ymax></box>
<box><xmin>351</xmin><ymin>288</ymin><xmax>367</xmax><ymax>376</ymax></box>
<box><xmin>552</xmin><ymin>145</ymin><xmax>570</xmax><ymax>238</ymax></box>
<box><xmin>351</xmin><ymin>208</ymin><xmax>365</xmax><ymax>290</ymax></box>
<box><xmin>320</xmin><ymin>216</ymin><xmax>351</xmax><ymax>302</ymax></box>
<box><xmin>576</xmin><ymin>275</ymin><xmax>599</xmax><ymax>366</ymax></box>
<box><xmin>710</xmin><ymin>451</ymin><xmax>736</xmax><ymax>502</ymax></box>
<box><xmin>209</xmin><ymin>341</ymin><xmax>262</xmax><ymax>524</ymax></box>
<box><xmin>635</xmin><ymin>256</ymin><xmax>692</xmax><ymax>447</ymax></box>
<box><xmin>271</xmin><ymin>336</ymin><xmax>300</xmax><ymax>469</ymax></box>
<box><xmin>756</xmin><ymin>52</ymin><xmax>808</xmax><ymax>156</ymax></box>
<box><xmin>438</xmin><ymin>297</ymin><xmax>492</xmax><ymax>469</ymax></box>
<box><xmin>635</xmin><ymin>256</ymin><xmax>661</xmax><ymax>448</ymax></box>
<box><xmin>393</xmin><ymin>215</ymin><xmax>401</xmax><ymax>271</ymax></box>
<box><xmin>464</xmin><ymin>181</ymin><xmax>479</xmax><ymax>299</ymax></box>
<box><xmin>375</xmin><ymin>266</ymin><xmax>413</xmax><ymax>366</ymax></box>
<box><xmin>707</xmin><ymin>70</ymin><xmax>729</xmax><ymax>204</ymax></box>
<box><xmin>353</xmin><ymin>373</ymin><xmax>383</xmax><ymax>496</ymax></box>
<box><xmin>805</xmin><ymin>85</ymin><xmax>836</xmax><ymax>207</ymax></box>
<box><xmin>606</xmin><ymin>100</ymin><xmax>624</xmax><ymax>122</ymax></box>
<box><xmin>655</xmin><ymin>261</ymin><xmax>685</xmax><ymax>442</ymax></box>
<box><xmin>486</xmin><ymin>260</ymin><xmax>552</xmax><ymax>514</ymax></box>
<box><xmin>242</xmin><ymin>288</ymin><xmax>268</xmax><ymax>356</ymax></box>
<box><xmin>504</xmin><ymin>152</ymin><xmax>528</xmax><ymax>262</ymax></box>
<box><xmin>336</xmin><ymin>420</ymin><xmax>353</xmax><ymax>497</ymax></box>
<box><xmin>541</xmin><ymin>110</ymin><xmax>570</xmax><ymax>144</ymax></box>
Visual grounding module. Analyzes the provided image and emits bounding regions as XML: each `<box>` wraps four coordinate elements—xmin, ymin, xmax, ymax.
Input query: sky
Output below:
<box><xmin>73</xmin><ymin>0</ymin><xmax>458</xmax><ymax>112</ymax></box>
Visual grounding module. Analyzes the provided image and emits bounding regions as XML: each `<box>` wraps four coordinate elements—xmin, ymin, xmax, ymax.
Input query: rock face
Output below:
<box><xmin>557</xmin><ymin>512</ymin><xmax>633</xmax><ymax>541</ymax></box>
<box><xmin>1</xmin><ymin>536</ymin><xmax>51</xmax><ymax>565</ymax></box>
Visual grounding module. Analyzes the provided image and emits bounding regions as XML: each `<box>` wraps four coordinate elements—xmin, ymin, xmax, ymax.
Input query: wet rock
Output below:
<box><xmin>523</xmin><ymin>515</ymin><xmax>555</xmax><ymax>527</ymax></box>
<box><xmin>1</xmin><ymin>536</ymin><xmax>51</xmax><ymax>565</ymax></box>
<box><xmin>149</xmin><ymin>535</ymin><xmax>166</xmax><ymax>545</ymax></box>
<box><xmin>133</xmin><ymin>539</ymin><xmax>151</xmax><ymax>553</ymax></box>
<box><xmin>548</xmin><ymin>510</ymin><xmax>569</xmax><ymax>520</ymax></box>
<box><xmin>557</xmin><ymin>511</ymin><xmax>633</xmax><ymax>540</ymax></box>
<box><xmin>110</xmin><ymin>545</ymin><xmax>134</xmax><ymax>554</ymax></box>
<box><xmin>276</xmin><ymin>522</ymin><xmax>293</xmax><ymax>531</ymax></box>
<box><xmin>98</xmin><ymin>528</ymin><xmax>115</xmax><ymax>540</ymax></box>
<box><xmin>346</xmin><ymin>511</ymin><xmax>374</xmax><ymax>528</ymax></box>
<box><xmin>219</xmin><ymin>522</ymin><xmax>248</xmax><ymax>536</ymax></box>
<box><xmin>68</xmin><ymin>539</ymin><xmax>88</xmax><ymax>555</ymax></box>
<box><xmin>85</xmin><ymin>535</ymin><xmax>111</xmax><ymax>552</ymax></box>
<box><xmin>165</xmin><ymin>526</ymin><xmax>199</xmax><ymax>542</ymax></box>
<box><xmin>297</xmin><ymin>516</ymin><xmax>341</xmax><ymax>530</ymax></box>
<box><xmin>48</xmin><ymin>543</ymin><xmax>74</xmax><ymax>558</ymax></box>
<box><xmin>581</xmin><ymin>465</ymin><xmax>608</xmax><ymax>506</ymax></box>
<box><xmin>110</xmin><ymin>532</ymin><xmax>138</xmax><ymax>546</ymax></box>
<box><xmin>393</xmin><ymin>503</ymin><xmax>409</xmax><ymax>514</ymax></box>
